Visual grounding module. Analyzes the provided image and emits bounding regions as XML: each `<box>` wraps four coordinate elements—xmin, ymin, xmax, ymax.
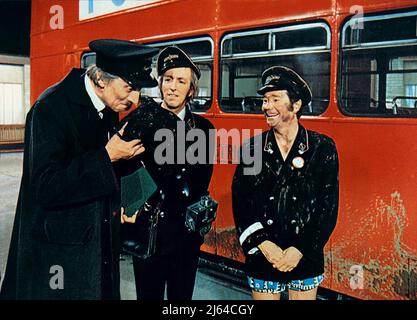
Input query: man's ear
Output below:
<box><xmin>293</xmin><ymin>99</ymin><xmax>302</xmax><ymax>113</ymax></box>
<box><xmin>97</xmin><ymin>78</ymin><xmax>106</xmax><ymax>89</ymax></box>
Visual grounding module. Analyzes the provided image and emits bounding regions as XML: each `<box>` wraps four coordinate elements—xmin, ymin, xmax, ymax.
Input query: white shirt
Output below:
<box><xmin>177</xmin><ymin>106</ymin><xmax>186</xmax><ymax>121</ymax></box>
<box><xmin>84</xmin><ymin>74</ymin><xmax>106</xmax><ymax>116</ymax></box>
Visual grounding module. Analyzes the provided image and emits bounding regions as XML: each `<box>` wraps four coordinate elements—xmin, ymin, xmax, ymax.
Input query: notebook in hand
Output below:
<box><xmin>121</xmin><ymin>166</ymin><xmax>157</xmax><ymax>217</ymax></box>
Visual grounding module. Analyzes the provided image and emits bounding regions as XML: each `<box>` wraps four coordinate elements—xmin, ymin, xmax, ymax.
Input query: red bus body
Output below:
<box><xmin>31</xmin><ymin>0</ymin><xmax>417</xmax><ymax>300</ymax></box>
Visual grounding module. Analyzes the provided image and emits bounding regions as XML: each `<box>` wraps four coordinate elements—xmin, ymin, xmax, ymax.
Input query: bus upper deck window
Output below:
<box><xmin>340</xmin><ymin>10</ymin><xmax>417</xmax><ymax>117</ymax></box>
<box><xmin>220</xmin><ymin>22</ymin><xmax>331</xmax><ymax>116</ymax></box>
<box><xmin>223</xmin><ymin>33</ymin><xmax>269</xmax><ymax>56</ymax></box>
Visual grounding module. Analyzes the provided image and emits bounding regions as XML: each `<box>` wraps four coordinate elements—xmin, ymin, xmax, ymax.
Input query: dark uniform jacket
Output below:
<box><xmin>120</xmin><ymin>100</ymin><xmax>214</xmax><ymax>256</ymax></box>
<box><xmin>0</xmin><ymin>69</ymin><xmax>121</xmax><ymax>299</ymax></box>
<box><xmin>232</xmin><ymin>125</ymin><xmax>339</xmax><ymax>282</ymax></box>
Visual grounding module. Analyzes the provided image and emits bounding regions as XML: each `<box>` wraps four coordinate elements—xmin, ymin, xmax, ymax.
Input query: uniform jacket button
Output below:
<box><xmin>267</xmin><ymin>219</ymin><xmax>273</xmax><ymax>225</ymax></box>
<box><xmin>160</xmin><ymin>212</ymin><xmax>165</xmax><ymax>218</ymax></box>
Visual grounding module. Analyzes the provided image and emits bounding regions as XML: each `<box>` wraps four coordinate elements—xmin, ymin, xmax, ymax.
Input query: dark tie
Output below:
<box><xmin>100</xmin><ymin>107</ymin><xmax>116</xmax><ymax>139</ymax></box>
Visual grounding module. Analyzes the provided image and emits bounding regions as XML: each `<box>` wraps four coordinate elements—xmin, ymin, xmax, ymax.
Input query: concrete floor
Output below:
<box><xmin>0</xmin><ymin>152</ymin><xmax>251</xmax><ymax>300</ymax></box>
<box><xmin>0</xmin><ymin>152</ymin><xmax>22</xmax><ymax>283</ymax></box>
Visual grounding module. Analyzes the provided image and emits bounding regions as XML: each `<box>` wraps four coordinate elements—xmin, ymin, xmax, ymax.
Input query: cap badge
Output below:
<box><xmin>298</xmin><ymin>143</ymin><xmax>307</xmax><ymax>155</ymax></box>
<box><xmin>265</xmin><ymin>75</ymin><xmax>280</xmax><ymax>84</ymax></box>
<box><xmin>292</xmin><ymin>156</ymin><xmax>305</xmax><ymax>169</ymax></box>
<box><xmin>164</xmin><ymin>54</ymin><xmax>179</xmax><ymax>63</ymax></box>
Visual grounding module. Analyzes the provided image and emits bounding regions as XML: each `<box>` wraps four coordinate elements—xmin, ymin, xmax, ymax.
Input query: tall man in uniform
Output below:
<box><xmin>129</xmin><ymin>46</ymin><xmax>215</xmax><ymax>300</ymax></box>
<box><xmin>0</xmin><ymin>39</ymin><xmax>159</xmax><ymax>300</ymax></box>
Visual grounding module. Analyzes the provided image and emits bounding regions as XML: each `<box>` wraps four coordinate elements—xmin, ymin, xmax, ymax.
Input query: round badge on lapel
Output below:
<box><xmin>292</xmin><ymin>156</ymin><xmax>305</xmax><ymax>169</ymax></box>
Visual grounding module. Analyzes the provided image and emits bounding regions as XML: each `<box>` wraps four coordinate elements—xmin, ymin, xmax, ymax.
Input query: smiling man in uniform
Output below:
<box><xmin>232</xmin><ymin>66</ymin><xmax>339</xmax><ymax>300</ymax></box>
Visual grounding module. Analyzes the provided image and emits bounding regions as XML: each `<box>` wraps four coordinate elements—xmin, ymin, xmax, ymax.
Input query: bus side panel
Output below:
<box><xmin>325</xmin><ymin>120</ymin><xmax>417</xmax><ymax>300</ymax></box>
<box><xmin>31</xmin><ymin>0</ymin><xmax>74</xmax><ymax>36</ymax></box>
<box><xmin>337</xmin><ymin>0</ymin><xmax>417</xmax><ymax>14</ymax></box>
<box><xmin>218</xmin><ymin>0</ymin><xmax>335</xmax><ymax>29</ymax></box>
<box><xmin>31</xmin><ymin>0</ymin><xmax>216</xmax><ymax>61</ymax></box>
<box><xmin>30</xmin><ymin>55</ymin><xmax>71</xmax><ymax>105</ymax></box>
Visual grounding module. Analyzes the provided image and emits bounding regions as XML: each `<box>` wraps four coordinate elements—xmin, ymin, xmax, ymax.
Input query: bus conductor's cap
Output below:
<box><xmin>257</xmin><ymin>66</ymin><xmax>312</xmax><ymax>107</ymax></box>
<box><xmin>89</xmin><ymin>39</ymin><xmax>159</xmax><ymax>90</ymax></box>
<box><xmin>157</xmin><ymin>46</ymin><xmax>201</xmax><ymax>79</ymax></box>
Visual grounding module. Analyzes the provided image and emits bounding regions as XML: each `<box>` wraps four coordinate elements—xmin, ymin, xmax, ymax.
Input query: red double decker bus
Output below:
<box><xmin>31</xmin><ymin>0</ymin><xmax>417</xmax><ymax>299</ymax></box>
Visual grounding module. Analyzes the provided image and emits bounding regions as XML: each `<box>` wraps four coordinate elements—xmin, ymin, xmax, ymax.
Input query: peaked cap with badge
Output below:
<box><xmin>257</xmin><ymin>66</ymin><xmax>312</xmax><ymax>107</ymax></box>
<box><xmin>89</xmin><ymin>39</ymin><xmax>159</xmax><ymax>90</ymax></box>
<box><xmin>156</xmin><ymin>46</ymin><xmax>201</xmax><ymax>79</ymax></box>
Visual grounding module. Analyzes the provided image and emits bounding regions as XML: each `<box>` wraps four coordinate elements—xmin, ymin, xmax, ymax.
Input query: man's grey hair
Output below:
<box><xmin>86</xmin><ymin>65</ymin><xmax>119</xmax><ymax>88</ymax></box>
<box><xmin>158</xmin><ymin>68</ymin><xmax>200</xmax><ymax>102</ymax></box>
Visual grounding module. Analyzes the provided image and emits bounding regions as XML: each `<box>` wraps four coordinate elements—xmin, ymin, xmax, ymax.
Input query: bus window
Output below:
<box><xmin>80</xmin><ymin>37</ymin><xmax>213</xmax><ymax>113</ymax></box>
<box><xmin>81</xmin><ymin>53</ymin><xmax>96</xmax><ymax>69</ymax></box>
<box><xmin>340</xmin><ymin>11</ymin><xmax>417</xmax><ymax>117</ymax></box>
<box><xmin>220</xmin><ymin>23</ymin><xmax>331</xmax><ymax>115</ymax></box>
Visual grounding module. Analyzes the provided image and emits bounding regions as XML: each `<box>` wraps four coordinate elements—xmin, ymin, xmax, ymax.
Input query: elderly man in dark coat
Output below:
<box><xmin>0</xmin><ymin>39</ymin><xmax>159</xmax><ymax>300</ymax></box>
<box><xmin>232</xmin><ymin>66</ymin><xmax>339</xmax><ymax>300</ymax></box>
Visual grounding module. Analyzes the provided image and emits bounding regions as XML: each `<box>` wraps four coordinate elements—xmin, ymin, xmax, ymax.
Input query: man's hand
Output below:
<box><xmin>105</xmin><ymin>123</ymin><xmax>145</xmax><ymax>162</ymax></box>
<box><xmin>258</xmin><ymin>240</ymin><xmax>284</xmax><ymax>266</ymax></box>
<box><xmin>274</xmin><ymin>246</ymin><xmax>303</xmax><ymax>272</ymax></box>
<box><xmin>120</xmin><ymin>207</ymin><xmax>138</xmax><ymax>224</ymax></box>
